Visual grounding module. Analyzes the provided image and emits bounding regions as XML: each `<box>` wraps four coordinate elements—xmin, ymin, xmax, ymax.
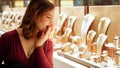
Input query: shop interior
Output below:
<box><xmin>0</xmin><ymin>0</ymin><xmax>120</xmax><ymax>68</ymax></box>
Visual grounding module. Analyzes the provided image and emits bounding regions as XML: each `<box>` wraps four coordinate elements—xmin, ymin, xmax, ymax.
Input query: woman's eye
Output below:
<box><xmin>47</xmin><ymin>16</ymin><xmax>50</xmax><ymax>19</ymax></box>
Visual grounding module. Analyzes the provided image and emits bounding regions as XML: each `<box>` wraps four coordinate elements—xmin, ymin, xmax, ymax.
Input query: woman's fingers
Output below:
<box><xmin>45</xmin><ymin>25</ymin><xmax>52</xmax><ymax>37</ymax></box>
<box><xmin>36</xmin><ymin>25</ymin><xmax>52</xmax><ymax>47</ymax></box>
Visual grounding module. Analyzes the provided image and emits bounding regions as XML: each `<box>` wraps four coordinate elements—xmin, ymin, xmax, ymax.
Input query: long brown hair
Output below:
<box><xmin>19</xmin><ymin>0</ymin><xmax>55</xmax><ymax>39</ymax></box>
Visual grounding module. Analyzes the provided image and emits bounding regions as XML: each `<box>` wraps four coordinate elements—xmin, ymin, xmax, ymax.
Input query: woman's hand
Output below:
<box><xmin>35</xmin><ymin>25</ymin><xmax>52</xmax><ymax>47</ymax></box>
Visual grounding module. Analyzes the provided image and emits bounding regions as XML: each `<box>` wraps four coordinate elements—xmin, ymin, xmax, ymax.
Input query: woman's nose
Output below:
<box><xmin>49</xmin><ymin>19</ymin><xmax>53</xmax><ymax>24</ymax></box>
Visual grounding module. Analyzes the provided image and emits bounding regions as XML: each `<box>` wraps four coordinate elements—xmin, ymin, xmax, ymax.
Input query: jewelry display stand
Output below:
<box><xmin>52</xmin><ymin>13</ymin><xmax>68</xmax><ymax>39</ymax></box>
<box><xmin>67</xmin><ymin>16</ymin><xmax>77</xmax><ymax>29</ymax></box>
<box><xmin>91</xmin><ymin>17</ymin><xmax>110</xmax><ymax>57</ymax></box>
<box><xmin>96</xmin><ymin>34</ymin><xmax>107</xmax><ymax>56</ymax></box>
<box><xmin>114</xmin><ymin>36</ymin><xmax>120</xmax><ymax>49</ymax></box>
<box><xmin>80</xmin><ymin>14</ymin><xmax>95</xmax><ymax>45</ymax></box>
<box><xmin>1</xmin><ymin>11</ymin><xmax>8</xmax><ymax>20</ymax></box>
<box><xmin>51</xmin><ymin>13</ymin><xmax>68</xmax><ymax>50</ymax></box>
<box><xmin>86</xmin><ymin>30</ymin><xmax>96</xmax><ymax>51</ymax></box>
<box><xmin>56</xmin><ymin>15</ymin><xmax>77</xmax><ymax>43</ymax></box>
<box><xmin>0</xmin><ymin>19</ymin><xmax>12</xmax><ymax>32</ymax></box>
<box><xmin>98</xmin><ymin>17</ymin><xmax>110</xmax><ymax>34</ymax></box>
<box><xmin>0</xmin><ymin>11</ymin><xmax>24</xmax><ymax>32</ymax></box>
<box><xmin>71</xmin><ymin>14</ymin><xmax>95</xmax><ymax>47</ymax></box>
<box><xmin>53</xmin><ymin>15</ymin><xmax>77</xmax><ymax>50</ymax></box>
<box><xmin>60</xmin><ymin>28</ymin><xmax>72</xmax><ymax>43</ymax></box>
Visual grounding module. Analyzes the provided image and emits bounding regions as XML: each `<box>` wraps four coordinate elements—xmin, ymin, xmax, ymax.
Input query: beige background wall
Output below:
<box><xmin>89</xmin><ymin>5</ymin><xmax>120</xmax><ymax>43</ymax></box>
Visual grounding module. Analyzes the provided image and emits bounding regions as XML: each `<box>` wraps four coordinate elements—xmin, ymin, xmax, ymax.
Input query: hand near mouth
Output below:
<box><xmin>35</xmin><ymin>24</ymin><xmax>52</xmax><ymax>47</ymax></box>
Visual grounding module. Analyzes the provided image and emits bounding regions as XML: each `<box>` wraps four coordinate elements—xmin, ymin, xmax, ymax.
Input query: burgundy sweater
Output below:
<box><xmin>0</xmin><ymin>30</ymin><xmax>53</xmax><ymax>68</ymax></box>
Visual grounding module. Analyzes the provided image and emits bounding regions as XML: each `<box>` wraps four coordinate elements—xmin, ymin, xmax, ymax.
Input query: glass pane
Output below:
<box><xmin>88</xmin><ymin>0</ymin><xmax>119</xmax><ymax>6</ymax></box>
<box><xmin>24</xmin><ymin>0</ymin><xmax>30</xmax><ymax>7</ymax></box>
<box><xmin>15</xmin><ymin>1</ymin><xmax>24</xmax><ymax>7</ymax></box>
<box><xmin>74</xmin><ymin>0</ymin><xmax>84</xmax><ymax>6</ymax></box>
<box><xmin>61</xmin><ymin>0</ymin><xmax>74</xmax><ymax>6</ymax></box>
<box><xmin>73</xmin><ymin>0</ymin><xmax>119</xmax><ymax>6</ymax></box>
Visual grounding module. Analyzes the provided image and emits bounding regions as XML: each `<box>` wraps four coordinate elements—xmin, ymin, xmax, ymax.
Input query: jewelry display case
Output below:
<box><xmin>0</xmin><ymin>0</ymin><xmax>120</xmax><ymax>68</ymax></box>
<box><xmin>52</xmin><ymin>5</ymin><xmax>120</xmax><ymax>68</ymax></box>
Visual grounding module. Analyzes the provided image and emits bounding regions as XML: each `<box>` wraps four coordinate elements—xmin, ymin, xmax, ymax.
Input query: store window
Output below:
<box><xmin>74</xmin><ymin>0</ymin><xmax>84</xmax><ymax>6</ymax></box>
<box><xmin>15</xmin><ymin>0</ymin><xmax>24</xmax><ymax>7</ymax></box>
<box><xmin>60</xmin><ymin>0</ymin><xmax>120</xmax><ymax>6</ymax></box>
<box><xmin>24</xmin><ymin>0</ymin><xmax>30</xmax><ymax>7</ymax></box>
<box><xmin>88</xmin><ymin>0</ymin><xmax>119</xmax><ymax>5</ymax></box>
<box><xmin>61</xmin><ymin>0</ymin><xmax>74</xmax><ymax>6</ymax></box>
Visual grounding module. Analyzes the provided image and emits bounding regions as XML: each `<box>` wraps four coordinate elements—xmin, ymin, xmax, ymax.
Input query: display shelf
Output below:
<box><xmin>53</xmin><ymin>51</ymin><xmax>87</xmax><ymax>68</ymax></box>
<box><xmin>57</xmin><ymin>51</ymin><xmax>109</xmax><ymax>68</ymax></box>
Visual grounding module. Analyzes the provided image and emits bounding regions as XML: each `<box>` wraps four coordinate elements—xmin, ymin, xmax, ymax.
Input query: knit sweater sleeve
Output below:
<box><xmin>35</xmin><ymin>39</ymin><xmax>53</xmax><ymax>68</ymax></box>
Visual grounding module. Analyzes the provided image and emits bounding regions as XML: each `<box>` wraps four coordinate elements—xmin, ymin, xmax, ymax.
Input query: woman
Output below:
<box><xmin>0</xmin><ymin>0</ymin><xmax>55</xmax><ymax>68</ymax></box>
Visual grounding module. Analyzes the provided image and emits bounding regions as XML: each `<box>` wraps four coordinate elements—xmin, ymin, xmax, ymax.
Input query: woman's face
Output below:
<box><xmin>35</xmin><ymin>9</ymin><xmax>54</xmax><ymax>32</ymax></box>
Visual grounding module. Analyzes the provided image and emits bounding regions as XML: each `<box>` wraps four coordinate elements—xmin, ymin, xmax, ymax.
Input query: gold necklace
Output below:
<box><xmin>27</xmin><ymin>45</ymin><xmax>35</xmax><ymax>58</ymax></box>
<box><xmin>27</xmin><ymin>50</ymin><xmax>33</xmax><ymax>58</ymax></box>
